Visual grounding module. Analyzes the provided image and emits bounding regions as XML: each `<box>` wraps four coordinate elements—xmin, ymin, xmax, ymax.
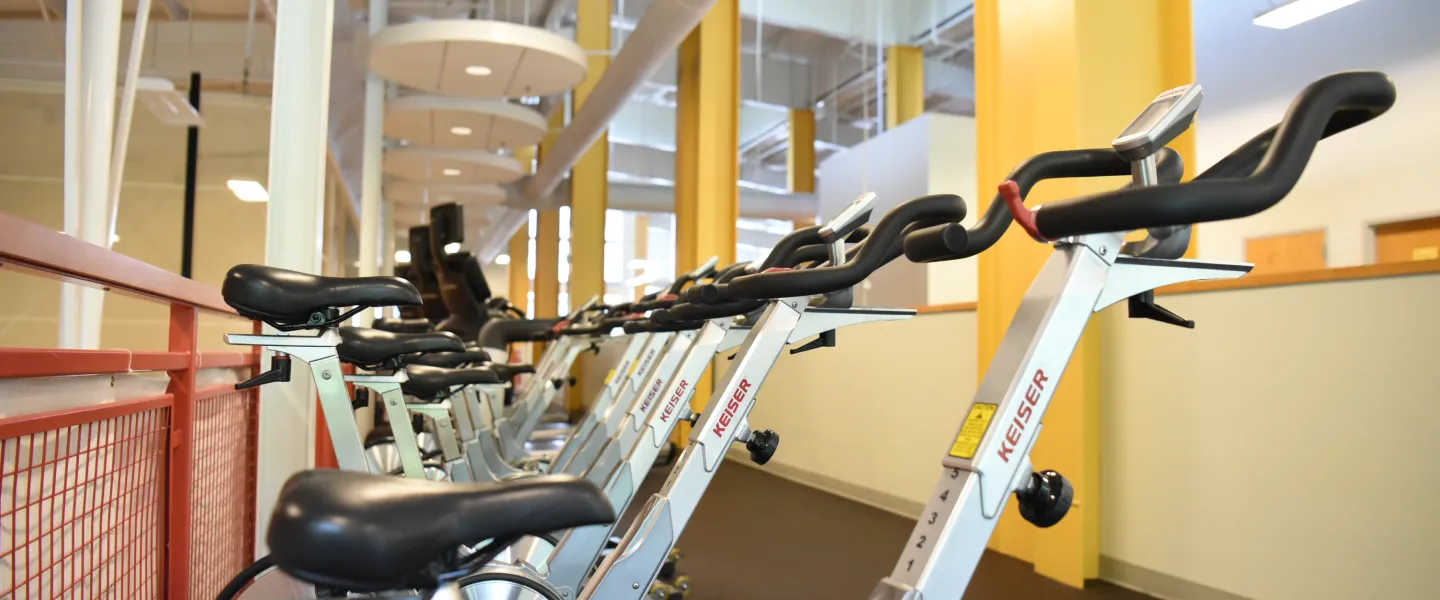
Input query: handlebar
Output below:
<box><xmin>901</xmin><ymin>147</ymin><xmax>1184</xmax><ymax>262</ymax></box>
<box><xmin>726</xmin><ymin>194</ymin><xmax>966</xmax><ymax>300</ymax></box>
<box><xmin>665</xmin><ymin>256</ymin><xmax>720</xmax><ymax>295</ymax></box>
<box><xmin>1030</xmin><ymin>71</ymin><xmax>1395</xmax><ymax>239</ymax></box>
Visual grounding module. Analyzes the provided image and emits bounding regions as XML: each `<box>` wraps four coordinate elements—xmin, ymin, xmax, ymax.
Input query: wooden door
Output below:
<box><xmin>1374</xmin><ymin>216</ymin><xmax>1440</xmax><ymax>264</ymax></box>
<box><xmin>1245</xmin><ymin>230</ymin><xmax>1326</xmax><ymax>275</ymax></box>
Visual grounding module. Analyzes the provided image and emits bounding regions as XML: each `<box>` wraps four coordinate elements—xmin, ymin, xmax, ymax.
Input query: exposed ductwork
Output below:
<box><xmin>520</xmin><ymin>0</ymin><xmax>719</xmax><ymax>201</ymax></box>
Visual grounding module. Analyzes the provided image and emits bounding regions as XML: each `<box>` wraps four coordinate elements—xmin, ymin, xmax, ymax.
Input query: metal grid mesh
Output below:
<box><xmin>0</xmin><ymin>405</ymin><xmax>170</xmax><ymax>600</ymax></box>
<box><xmin>188</xmin><ymin>388</ymin><xmax>258</xmax><ymax>599</ymax></box>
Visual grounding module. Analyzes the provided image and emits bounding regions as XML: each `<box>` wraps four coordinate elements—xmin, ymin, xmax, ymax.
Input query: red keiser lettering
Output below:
<box><xmin>659</xmin><ymin>380</ymin><xmax>690</xmax><ymax>423</ymax></box>
<box><xmin>996</xmin><ymin>369</ymin><xmax>1048</xmax><ymax>463</ymax></box>
<box><xmin>711</xmin><ymin>379</ymin><xmax>753</xmax><ymax>438</ymax></box>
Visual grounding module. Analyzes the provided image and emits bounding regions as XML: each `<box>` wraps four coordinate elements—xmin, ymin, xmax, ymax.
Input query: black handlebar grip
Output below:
<box><xmin>760</xmin><ymin>226</ymin><xmax>824</xmax><ymax>272</ymax></box>
<box><xmin>902</xmin><ymin>223</ymin><xmax>972</xmax><ymax>263</ymax></box>
<box><xmin>727</xmin><ymin>194</ymin><xmax>966</xmax><ymax>301</ymax></box>
<box><xmin>668</xmin><ymin>300</ymin><xmax>765</xmax><ymax>322</ymax></box>
<box><xmin>1034</xmin><ymin>71</ymin><xmax>1395</xmax><ymax>239</ymax></box>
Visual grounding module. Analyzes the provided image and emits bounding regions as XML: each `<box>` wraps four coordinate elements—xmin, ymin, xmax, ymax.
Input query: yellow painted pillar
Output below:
<box><xmin>885</xmin><ymin>45</ymin><xmax>925</xmax><ymax>130</ymax></box>
<box><xmin>567</xmin><ymin>0</ymin><xmax>612</xmax><ymax>416</ymax></box>
<box><xmin>633</xmin><ymin>214</ymin><xmax>649</xmax><ymax>301</ymax></box>
<box><xmin>673</xmin><ymin>0</ymin><xmax>739</xmax><ymax>443</ymax></box>
<box><xmin>787</xmin><ymin>109</ymin><xmax>816</xmax><ymax>194</ymax></box>
<box><xmin>509</xmin><ymin>146</ymin><xmax>537</xmax><ymax>309</ymax></box>
<box><xmin>534</xmin><ymin>109</ymin><xmax>565</xmax><ymax>323</ymax></box>
<box><xmin>974</xmin><ymin>0</ymin><xmax>1193</xmax><ymax>587</ymax></box>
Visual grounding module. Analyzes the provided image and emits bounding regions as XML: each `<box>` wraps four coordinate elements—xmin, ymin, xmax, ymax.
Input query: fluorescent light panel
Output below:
<box><xmin>227</xmin><ymin>179</ymin><xmax>269</xmax><ymax>202</ymax></box>
<box><xmin>1254</xmin><ymin>0</ymin><xmax>1364</xmax><ymax>29</ymax></box>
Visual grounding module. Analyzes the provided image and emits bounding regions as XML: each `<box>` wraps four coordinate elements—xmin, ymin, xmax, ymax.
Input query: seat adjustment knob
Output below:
<box><xmin>746</xmin><ymin>429</ymin><xmax>779</xmax><ymax>465</ymax></box>
<box><xmin>1016</xmin><ymin>469</ymin><xmax>1073</xmax><ymax>528</ymax></box>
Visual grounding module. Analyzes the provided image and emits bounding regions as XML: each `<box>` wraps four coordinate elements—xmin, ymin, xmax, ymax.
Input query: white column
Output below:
<box><xmin>357</xmin><ymin>0</ymin><xmax>389</xmax><ymax>325</ymax></box>
<box><xmin>59</xmin><ymin>0</ymin><xmax>84</xmax><ymax>348</ymax></box>
<box><xmin>256</xmin><ymin>0</ymin><xmax>335</xmax><ymax>557</ymax></box>
<box><xmin>77</xmin><ymin>0</ymin><xmax>123</xmax><ymax>349</ymax></box>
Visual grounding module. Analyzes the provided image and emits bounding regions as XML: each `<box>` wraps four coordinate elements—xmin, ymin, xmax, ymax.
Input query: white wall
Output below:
<box><xmin>1100</xmin><ymin>274</ymin><xmax>1440</xmax><ymax>600</ymax></box>
<box><xmin>924</xmin><ymin>114</ymin><xmax>979</xmax><ymax>305</ymax></box>
<box><xmin>745</xmin><ymin>309</ymin><xmax>979</xmax><ymax>513</ymax></box>
<box><xmin>1193</xmin><ymin>0</ymin><xmax>1440</xmax><ymax>265</ymax></box>
<box><xmin>817</xmin><ymin>112</ymin><xmax>979</xmax><ymax>307</ymax></box>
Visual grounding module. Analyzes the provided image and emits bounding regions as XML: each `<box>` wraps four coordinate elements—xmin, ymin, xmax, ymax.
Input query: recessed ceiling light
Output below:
<box><xmin>464</xmin><ymin>65</ymin><xmax>493</xmax><ymax>76</ymax></box>
<box><xmin>442</xmin><ymin>168</ymin><xmax>461</xmax><ymax>176</ymax></box>
<box><xmin>438</xmin><ymin>195</ymin><xmax>453</xmax><ymax>201</ymax></box>
<box><xmin>395</xmin><ymin>250</ymin><xmax>412</xmax><ymax>263</ymax></box>
<box><xmin>443</xmin><ymin>242</ymin><xmax>462</xmax><ymax>254</ymax></box>
<box><xmin>226</xmin><ymin>179</ymin><xmax>269</xmax><ymax>202</ymax></box>
<box><xmin>1254</xmin><ymin>0</ymin><xmax>1364</xmax><ymax>29</ymax></box>
<box><xmin>450</xmin><ymin>126</ymin><xmax>472</xmax><ymax>136</ymax></box>
<box><xmin>496</xmin><ymin>254</ymin><xmax>511</xmax><ymax>265</ymax></box>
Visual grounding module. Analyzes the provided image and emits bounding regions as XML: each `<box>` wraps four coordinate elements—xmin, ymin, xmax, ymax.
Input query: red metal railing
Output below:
<box><xmin>0</xmin><ymin>211</ymin><xmax>260</xmax><ymax>600</ymax></box>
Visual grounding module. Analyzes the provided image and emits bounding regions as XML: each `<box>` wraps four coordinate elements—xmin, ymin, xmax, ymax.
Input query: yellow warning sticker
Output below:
<box><xmin>949</xmin><ymin>403</ymin><xmax>998</xmax><ymax>459</ymax></box>
<box><xmin>603</xmin><ymin>368</ymin><xmax>617</xmax><ymax>385</ymax></box>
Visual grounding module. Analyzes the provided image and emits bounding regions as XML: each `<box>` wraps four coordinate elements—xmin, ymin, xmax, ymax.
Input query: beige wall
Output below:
<box><xmin>0</xmin><ymin>89</ymin><xmax>272</xmax><ymax>351</ymax></box>
<box><xmin>1100</xmin><ymin>274</ymin><xmax>1440</xmax><ymax>600</ymax></box>
<box><xmin>744</xmin><ymin>309</ymin><xmax>979</xmax><ymax>514</ymax></box>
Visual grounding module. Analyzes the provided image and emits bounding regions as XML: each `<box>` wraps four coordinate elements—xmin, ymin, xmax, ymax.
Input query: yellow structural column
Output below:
<box><xmin>567</xmin><ymin>0</ymin><xmax>612</xmax><ymax>416</ymax></box>
<box><xmin>974</xmin><ymin>0</ymin><xmax>1193</xmax><ymax>587</ymax></box>
<box><xmin>673</xmin><ymin>0</ymin><xmax>739</xmax><ymax>442</ymax></box>
<box><xmin>508</xmin><ymin>146</ymin><xmax>536</xmax><ymax>308</ymax></box>
<box><xmin>885</xmin><ymin>45</ymin><xmax>925</xmax><ymax>130</ymax></box>
<box><xmin>534</xmin><ymin>108</ymin><xmax>566</xmax><ymax>323</ymax></box>
<box><xmin>788</xmin><ymin>109</ymin><xmax>816</xmax><ymax>194</ymax></box>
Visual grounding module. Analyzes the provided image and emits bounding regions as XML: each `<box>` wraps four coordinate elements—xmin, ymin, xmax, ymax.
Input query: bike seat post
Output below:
<box><xmin>408</xmin><ymin>401</ymin><xmax>466</xmax><ymax>480</ymax></box>
<box><xmin>226</xmin><ymin>329</ymin><xmax>372</xmax><ymax>474</ymax></box>
<box><xmin>347</xmin><ymin>370</ymin><xmax>426</xmax><ymax>479</ymax></box>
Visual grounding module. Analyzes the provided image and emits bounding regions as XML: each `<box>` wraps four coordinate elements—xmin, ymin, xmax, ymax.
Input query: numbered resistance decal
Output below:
<box><xmin>949</xmin><ymin>403</ymin><xmax>997</xmax><ymax>459</ymax></box>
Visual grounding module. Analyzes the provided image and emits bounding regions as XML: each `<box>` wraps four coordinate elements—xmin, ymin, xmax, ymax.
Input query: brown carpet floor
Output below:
<box><xmin>623</xmin><ymin>463</ymin><xmax>1156</xmax><ymax>600</ymax></box>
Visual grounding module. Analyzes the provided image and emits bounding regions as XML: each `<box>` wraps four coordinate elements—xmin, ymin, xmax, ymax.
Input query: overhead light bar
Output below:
<box><xmin>1254</xmin><ymin>0</ymin><xmax>1364</xmax><ymax>29</ymax></box>
<box><xmin>226</xmin><ymin>179</ymin><xmax>269</xmax><ymax>202</ymax></box>
<box><xmin>137</xmin><ymin>76</ymin><xmax>203</xmax><ymax>127</ymax></box>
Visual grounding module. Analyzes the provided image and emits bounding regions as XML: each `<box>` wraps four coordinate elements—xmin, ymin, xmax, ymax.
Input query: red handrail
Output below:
<box><xmin>0</xmin><ymin>211</ymin><xmax>233</xmax><ymax>314</ymax></box>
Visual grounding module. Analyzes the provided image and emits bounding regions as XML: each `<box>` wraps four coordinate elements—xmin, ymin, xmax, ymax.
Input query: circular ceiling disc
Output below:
<box><xmin>385</xmin><ymin>96</ymin><xmax>547</xmax><ymax>151</ymax></box>
<box><xmin>387</xmin><ymin>181</ymin><xmax>508</xmax><ymax>206</ymax></box>
<box><xmin>370</xmin><ymin>19</ymin><xmax>588</xmax><ymax>98</ymax></box>
<box><xmin>385</xmin><ymin>147</ymin><xmax>524</xmax><ymax>184</ymax></box>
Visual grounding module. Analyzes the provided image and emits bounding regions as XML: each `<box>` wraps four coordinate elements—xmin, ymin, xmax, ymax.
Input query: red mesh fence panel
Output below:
<box><xmin>0</xmin><ymin>397</ymin><xmax>172</xmax><ymax>600</ymax></box>
<box><xmin>187</xmin><ymin>386</ymin><xmax>258</xmax><ymax>599</ymax></box>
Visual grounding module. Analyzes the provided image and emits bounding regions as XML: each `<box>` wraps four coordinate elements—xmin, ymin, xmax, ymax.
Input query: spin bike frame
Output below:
<box><xmin>579</xmin><ymin>298</ymin><xmax>914</xmax><ymax>599</ymax></box>
<box><xmin>548</xmin><ymin>330</ymin><xmax>675</xmax><ymax>472</ymax></box>
<box><xmin>533</xmin><ymin>318</ymin><xmax>753</xmax><ymax>597</ymax></box>
<box><xmin>869</xmin><ymin>231</ymin><xmax>1250</xmax><ymax>599</ymax></box>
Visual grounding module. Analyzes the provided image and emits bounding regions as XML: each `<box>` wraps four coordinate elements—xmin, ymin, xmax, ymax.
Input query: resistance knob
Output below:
<box><xmin>1016</xmin><ymin>470</ymin><xmax>1073</xmax><ymax>528</ymax></box>
<box><xmin>746</xmin><ymin>429</ymin><xmax>780</xmax><ymax>465</ymax></box>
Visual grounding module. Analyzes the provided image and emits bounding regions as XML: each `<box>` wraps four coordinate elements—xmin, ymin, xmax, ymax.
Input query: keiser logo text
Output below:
<box><xmin>712</xmin><ymin>379</ymin><xmax>752</xmax><ymax>438</ymax></box>
<box><xmin>658</xmin><ymin>380</ymin><xmax>690</xmax><ymax>423</ymax></box>
<box><xmin>996</xmin><ymin>369</ymin><xmax>1048</xmax><ymax>463</ymax></box>
<box><xmin>638</xmin><ymin>376</ymin><xmax>666</xmax><ymax>412</ymax></box>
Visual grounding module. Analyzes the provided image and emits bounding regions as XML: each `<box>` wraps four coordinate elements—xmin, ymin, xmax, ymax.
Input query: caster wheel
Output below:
<box><xmin>658</xmin><ymin>548</ymin><xmax>683</xmax><ymax>580</ymax></box>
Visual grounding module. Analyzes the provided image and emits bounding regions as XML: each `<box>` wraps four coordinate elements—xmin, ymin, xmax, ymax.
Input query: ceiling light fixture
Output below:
<box><xmin>442</xmin><ymin>168</ymin><xmax>461</xmax><ymax>176</ymax></box>
<box><xmin>495</xmin><ymin>254</ymin><xmax>511</xmax><ymax>265</ymax></box>
<box><xmin>395</xmin><ymin>250</ymin><xmax>412</xmax><ymax>263</ymax></box>
<box><xmin>464</xmin><ymin>65</ymin><xmax>493</xmax><ymax>76</ymax></box>
<box><xmin>444</xmin><ymin>242</ymin><xmax>462</xmax><ymax>254</ymax></box>
<box><xmin>1254</xmin><ymin>0</ymin><xmax>1364</xmax><ymax>29</ymax></box>
<box><xmin>450</xmin><ymin>126</ymin><xmax>472</xmax><ymax>136</ymax></box>
<box><xmin>227</xmin><ymin>179</ymin><xmax>269</xmax><ymax>202</ymax></box>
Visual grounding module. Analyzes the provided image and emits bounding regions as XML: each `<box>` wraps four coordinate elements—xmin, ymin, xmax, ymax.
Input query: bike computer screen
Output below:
<box><xmin>1112</xmin><ymin>84</ymin><xmax>1203</xmax><ymax>161</ymax></box>
<box><xmin>820</xmin><ymin>191</ymin><xmax>878</xmax><ymax>242</ymax></box>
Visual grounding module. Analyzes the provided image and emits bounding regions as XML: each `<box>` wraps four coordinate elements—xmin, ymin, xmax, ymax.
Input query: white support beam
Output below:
<box><xmin>357</xmin><ymin>0</ymin><xmax>387</xmax><ymax>325</ymax></box>
<box><xmin>256</xmin><ymin>0</ymin><xmax>335</xmax><ymax>556</ymax></box>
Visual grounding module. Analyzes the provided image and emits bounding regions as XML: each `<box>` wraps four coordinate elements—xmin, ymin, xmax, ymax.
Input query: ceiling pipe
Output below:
<box><xmin>522</xmin><ymin>0</ymin><xmax>719</xmax><ymax>201</ymax></box>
